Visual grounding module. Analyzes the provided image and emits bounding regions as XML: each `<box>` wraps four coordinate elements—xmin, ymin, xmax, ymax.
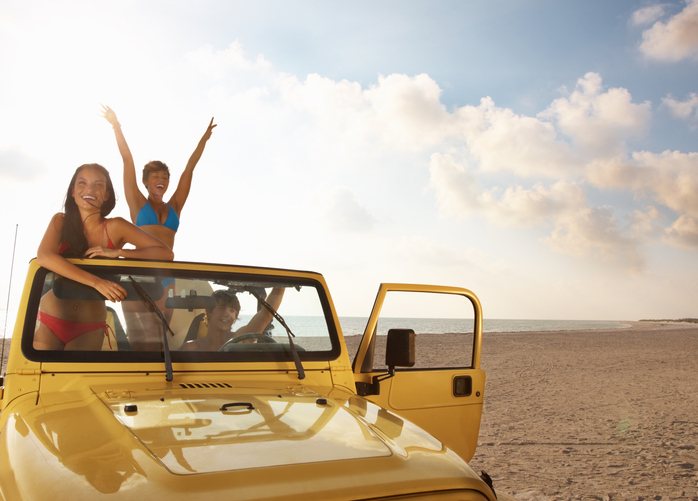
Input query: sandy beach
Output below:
<box><xmin>468</xmin><ymin>321</ymin><xmax>698</xmax><ymax>500</ymax></box>
<box><xmin>345</xmin><ymin>321</ymin><xmax>697</xmax><ymax>498</ymax></box>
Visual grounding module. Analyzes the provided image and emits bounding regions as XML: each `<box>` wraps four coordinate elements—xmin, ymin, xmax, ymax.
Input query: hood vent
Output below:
<box><xmin>179</xmin><ymin>382</ymin><xmax>233</xmax><ymax>389</ymax></box>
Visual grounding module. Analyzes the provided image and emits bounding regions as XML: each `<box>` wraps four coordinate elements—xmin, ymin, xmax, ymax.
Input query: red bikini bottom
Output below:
<box><xmin>38</xmin><ymin>311</ymin><xmax>114</xmax><ymax>349</ymax></box>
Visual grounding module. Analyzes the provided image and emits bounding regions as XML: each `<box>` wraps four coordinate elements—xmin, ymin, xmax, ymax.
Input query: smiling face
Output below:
<box><xmin>204</xmin><ymin>292</ymin><xmax>241</xmax><ymax>335</ymax></box>
<box><xmin>144</xmin><ymin>170</ymin><xmax>170</xmax><ymax>198</ymax></box>
<box><xmin>205</xmin><ymin>303</ymin><xmax>238</xmax><ymax>333</ymax></box>
<box><xmin>71</xmin><ymin>166</ymin><xmax>110</xmax><ymax>211</ymax></box>
<box><xmin>142</xmin><ymin>161</ymin><xmax>171</xmax><ymax>199</ymax></box>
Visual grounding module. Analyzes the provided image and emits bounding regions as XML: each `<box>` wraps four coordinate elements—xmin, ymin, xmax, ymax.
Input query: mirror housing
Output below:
<box><xmin>385</xmin><ymin>328</ymin><xmax>416</xmax><ymax>369</ymax></box>
<box><xmin>356</xmin><ymin>329</ymin><xmax>416</xmax><ymax>397</ymax></box>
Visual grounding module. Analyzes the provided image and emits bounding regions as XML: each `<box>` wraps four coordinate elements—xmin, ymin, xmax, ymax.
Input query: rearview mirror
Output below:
<box><xmin>53</xmin><ymin>276</ymin><xmax>164</xmax><ymax>301</ymax></box>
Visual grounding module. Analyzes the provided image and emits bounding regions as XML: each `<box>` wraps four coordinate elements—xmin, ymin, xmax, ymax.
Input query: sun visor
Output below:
<box><xmin>53</xmin><ymin>275</ymin><xmax>165</xmax><ymax>301</ymax></box>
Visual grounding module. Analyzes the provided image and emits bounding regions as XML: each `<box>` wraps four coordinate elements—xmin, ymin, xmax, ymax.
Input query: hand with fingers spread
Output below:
<box><xmin>100</xmin><ymin>104</ymin><xmax>120</xmax><ymax>127</ymax></box>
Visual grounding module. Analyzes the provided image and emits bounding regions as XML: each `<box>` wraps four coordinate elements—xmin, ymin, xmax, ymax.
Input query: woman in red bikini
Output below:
<box><xmin>34</xmin><ymin>163</ymin><xmax>174</xmax><ymax>351</ymax></box>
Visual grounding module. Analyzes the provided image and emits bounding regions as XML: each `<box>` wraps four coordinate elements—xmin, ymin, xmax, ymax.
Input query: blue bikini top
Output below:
<box><xmin>136</xmin><ymin>201</ymin><xmax>180</xmax><ymax>232</ymax></box>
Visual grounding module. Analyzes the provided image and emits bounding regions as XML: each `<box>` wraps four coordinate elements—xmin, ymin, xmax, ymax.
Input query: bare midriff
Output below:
<box><xmin>139</xmin><ymin>224</ymin><xmax>176</xmax><ymax>250</ymax></box>
<box><xmin>39</xmin><ymin>291</ymin><xmax>107</xmax><ymax>323</ymax></box>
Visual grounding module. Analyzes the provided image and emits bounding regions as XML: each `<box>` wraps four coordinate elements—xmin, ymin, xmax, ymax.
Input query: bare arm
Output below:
<box><xmin>235</xmin><ymin>288</ymin><xmax>285</xmax><ymax>336</ymax></box>
<box><xmin>169</xmin><ymin>118</ymin><xmax>216</xmax><ymax>213</ymax></box>
<box><xmin>101</xmin><ymin>105</ymin><xmax>146</xmax><ymax>222</ymax></box>
<box><xmin>84</xmin><ymin>218</ymin><xmax>174</xmax><ymax>261</ymax></box>
<box><xmin>37</xmin><ymin>214</ymin><xmax>128</xmax><ymax>302</ymax></box>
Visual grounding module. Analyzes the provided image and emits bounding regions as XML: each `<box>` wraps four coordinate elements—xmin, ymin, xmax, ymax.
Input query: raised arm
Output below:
<box><xmin>169</xmin><ymin>118</ymin><xmax>216</xmax><ymax>213</ymax></box>
<box><xmin>235</xmin><ymin>288</ymin><xmax>285</xmax><ymax>336</ymax></box>
<box><xmin>37</xmin><ymin>214</ymin><xmax>128</xmax><ymax>302</ymax></box>
<box><xmin>83</xmin><ymin>218</ymin><xmax>174</xmax><ymax>261</ymax></box>
<box><xmin>101</xmin><ymin>105</ymin><xmax>146</xmax><ymax>222</ymax></box>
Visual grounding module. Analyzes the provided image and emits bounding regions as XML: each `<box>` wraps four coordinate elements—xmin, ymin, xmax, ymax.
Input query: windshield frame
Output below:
<box><xmin>22</xmin><ymin>262</ymin><xmax>342</xmax><ymax>365</ymax></box>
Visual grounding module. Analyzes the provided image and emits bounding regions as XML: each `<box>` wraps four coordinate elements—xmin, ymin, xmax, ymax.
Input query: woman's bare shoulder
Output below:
<box><xmin>104</xmin><ymin>216</ymin><xmax>132</xmax><ymax>228</ymax></box>
<box><xmin>48</xmin><ymin>212</ymin><xmax>66</xmax><ymax>228</ymax></box>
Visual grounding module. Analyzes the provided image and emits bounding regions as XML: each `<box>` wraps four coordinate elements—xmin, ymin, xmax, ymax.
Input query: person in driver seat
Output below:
<box><xmin>180</xmin><ymin>288</ymin><xmax>284</xmax><ymax>351</ymax></box>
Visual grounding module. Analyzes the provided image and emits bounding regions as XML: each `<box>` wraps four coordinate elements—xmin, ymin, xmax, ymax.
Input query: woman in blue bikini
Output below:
<box><xmin>101</xmin><ymin>106</ymin><xmax>215</xmax><ymax>349</ymax></box>
<box><xmin>101</xmin><ymin>106</ymin><xmax>216</xmax><ymax>251</ymax></box>
<box><xmin>35</xmin><ymin>164</ymin><xmax>174</xmax><ymax>350</ymax></box>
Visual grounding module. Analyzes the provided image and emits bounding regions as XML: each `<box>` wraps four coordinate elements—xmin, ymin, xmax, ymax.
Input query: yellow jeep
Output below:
<box><xmin>0</xmin><ymin>258</ymin><xmax>514</xmax><ymax>500</ymax></box>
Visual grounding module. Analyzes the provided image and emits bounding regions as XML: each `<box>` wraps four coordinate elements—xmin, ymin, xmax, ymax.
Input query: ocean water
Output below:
<box><xmin>338</xmin><ymin>317</ymin><xmax>630</xmax><ymax>337</ymax></box>
<box><xmin>0</xmin><ymin>308</ymin><xmax>629</xmax><ymax>339</ymax></box>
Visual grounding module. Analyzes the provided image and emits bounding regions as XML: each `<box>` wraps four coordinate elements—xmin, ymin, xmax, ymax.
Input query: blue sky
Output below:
<box><xmin>1</xmin><ymin>0</ymin><xmax>697</xmax><ymax>324</ymax></box>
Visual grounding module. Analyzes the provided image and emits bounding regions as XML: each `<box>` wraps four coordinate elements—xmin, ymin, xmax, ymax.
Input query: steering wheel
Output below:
<box><xmin>219</xmin><ymin>333</ymin><xmax>277</xmax><ymax>351</ymax></box>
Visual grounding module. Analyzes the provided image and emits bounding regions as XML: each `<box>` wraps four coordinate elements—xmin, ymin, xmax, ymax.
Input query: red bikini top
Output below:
<box><xmin>58</xmin><ymin>221</ymin><xmax>115</xmax><ymax>255</ymax></box>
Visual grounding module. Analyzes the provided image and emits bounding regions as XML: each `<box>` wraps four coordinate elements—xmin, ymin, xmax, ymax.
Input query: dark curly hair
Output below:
<box><xmin>60</xmin><ymin>163</ymin><xmax>116</xmax><ymax>257</ymax></box>
<box><xmin>207</xmin><ymin>290</ymin><xmax>241</xmax><ymax>316</ymax></box>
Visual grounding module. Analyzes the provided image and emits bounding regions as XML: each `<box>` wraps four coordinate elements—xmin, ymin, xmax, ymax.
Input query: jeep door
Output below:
<box><xmin>351</xmin><ymin>283</ymin><xmax>485</xmax><ymax>462</ymax></box>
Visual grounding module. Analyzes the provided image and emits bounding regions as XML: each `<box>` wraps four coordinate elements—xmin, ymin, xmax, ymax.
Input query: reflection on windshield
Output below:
<box><xmin>29</xmin><ymin>269</ymin><xmax>336</xmax><ymax>359</ymax></box>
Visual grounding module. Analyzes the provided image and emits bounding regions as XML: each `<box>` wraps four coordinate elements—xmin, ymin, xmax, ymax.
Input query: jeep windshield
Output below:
<box><xmin>23</xmin><ymin>262</ymin><xmax>341</xmax><ymax>365</ymax></box>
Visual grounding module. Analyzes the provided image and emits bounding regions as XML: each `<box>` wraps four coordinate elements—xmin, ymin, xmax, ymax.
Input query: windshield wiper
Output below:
<box><xmin>244</xmin><ymin>286</ymin><xmax>305</xmax><ymax>380</ymax></box>
<box><xmin>129</xmin><ymin>276</ymin><xmax>175</xmax><ymax>382</ymax></box>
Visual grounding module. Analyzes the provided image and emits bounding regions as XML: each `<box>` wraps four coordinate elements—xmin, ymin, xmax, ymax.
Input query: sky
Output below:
<box><xmin>1</xmin><ymin>0</ymin><xmax>697</xmax><ymax>326</ymax></box>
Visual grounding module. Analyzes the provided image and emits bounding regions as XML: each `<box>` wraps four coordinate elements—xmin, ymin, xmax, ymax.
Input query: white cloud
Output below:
<box><xmin>488</xmin><ymin>181</ymin><xmax>586</xmax><ymax>226</ymax></box>
<box><xmin>541</xmin><ymin>73</ymin><xmax>651</xmax><ymax>159</ymax></box>
<box><xmin>630</xmin><ymin>4</ymin><xmax>668</xmax><ymax>26</ymax></box>
<box><xmin>427</xmin><ymin>153</ymin><xmax>482</xmax><ymax>216</ymax></box>
<box><xmin>627</xmin><ymin>206</ymin><xmax>665</xmax><ymax>239</ymax></box>
<box><xmin>426</xmin><ymin>73</ymin><xmax>666</xmax><ymax>269</ymax></box>
<box><xmin>453</xmin><ymin>97</ymin><xmax>579</xmax><ymax>178</ymax></box>
<box><xmin>663</xmin><ymin>92</ymin><xmax>698</xmax><ymax>121</ymax></box>
<box><xmin>317</xmin><ymin>186</ymin><xmax>377</xmax><ymax>233</ymax></box>
<box><xmin>428</xmin><ymin>153</ymin><xmax>644</xmax><ymax>269</ymax></box>
<box><xmin>543</xmin><ymin>206</ymin><xmax>644</xmax><ymax>272</ymax></box>
<box><xmin>586</xmin><ymin>150</ymin><xmax>698</xmax><ymax>218</ymax></box>
<box><xmin>665</xmin><ymin>215</ymin><xmax>698</xmax><ymax>249</ymax></box>
<box><xmin>185</xmin><ymin>41</ymin><xmax>273</xmax><ymax>77</ymax></box>
<box><xmin>639</xmin><ymin>0</ymin><xmax>698</xmax><ymax>61</ymax></box>
<box><xmin>277</xmin><ymin>72</ymin><xmax>453</xmax><ymax>152</ymax></box>
<box><xmin>363</xmin><ymin>73</ymin><xmax>454</xmax><ymax>149</ymax></box>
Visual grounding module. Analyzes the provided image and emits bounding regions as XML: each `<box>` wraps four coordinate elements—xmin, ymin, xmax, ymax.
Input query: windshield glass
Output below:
<box><xmin>24</xmin><ymin>264</ymin><xmax>339</xmax><ymax>363</ymax></box>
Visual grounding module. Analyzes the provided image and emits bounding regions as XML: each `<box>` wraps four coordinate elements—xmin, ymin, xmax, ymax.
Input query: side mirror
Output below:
<box><xmin>385</xmin><ymin>328</ymin><xmax>415</xmax><ymax>369</ymax></box>
<box><xmin>356</xmin><ymin>328</ymin><xmax>416</xmax><ymax>397</ymax></box>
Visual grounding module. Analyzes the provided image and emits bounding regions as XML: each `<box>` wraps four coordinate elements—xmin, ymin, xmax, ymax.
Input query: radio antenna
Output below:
<box><xmin>2</xmin><ymin>224</ymin><xmax>18</xmax><ymax>377</ymax></box>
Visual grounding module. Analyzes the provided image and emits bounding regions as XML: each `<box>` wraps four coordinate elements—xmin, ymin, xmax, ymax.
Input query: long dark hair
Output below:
<box><xmin>60</xmin><ymin>163</ymin><xmax>116</xmax><ymax>257</ymax></box>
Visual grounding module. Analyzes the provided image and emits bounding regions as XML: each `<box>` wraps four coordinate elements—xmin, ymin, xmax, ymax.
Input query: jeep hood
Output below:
<box><xmin>1</xmin><ymin>385</ymin><xmax>491</xmax><ymax>500</ymax></box>
<box><xmin>102</xmin><ymin>386</ymin><xmax>400</xmax><ymax>474</ymax></box>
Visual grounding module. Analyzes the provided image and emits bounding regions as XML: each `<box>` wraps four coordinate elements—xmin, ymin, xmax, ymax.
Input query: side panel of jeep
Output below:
<box><xmin>352</xmin><ymin>283</ymin><xmax>486</xmax><ymax>462</ymax></box>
